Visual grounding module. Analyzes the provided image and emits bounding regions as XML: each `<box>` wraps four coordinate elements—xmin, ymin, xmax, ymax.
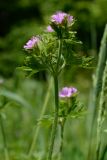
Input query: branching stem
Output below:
<box><xmin>47</xmin><ymin>39</ymin><xmax>62</xmax><ymax>160</ymax></box>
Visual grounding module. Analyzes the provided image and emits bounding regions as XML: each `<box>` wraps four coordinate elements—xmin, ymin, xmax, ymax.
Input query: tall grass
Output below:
<box><xmin>96</xmin><ymin>60</ymin><xmax>107</xmax><ymax>160</ymax></box>
<box><xmin>87</xmin><ymin>24</ymin><xmax>107</xmax><ymax>160</ymax></box>
<box><xmin>28</xmin><ymin>77</ymin><xmax>53</xmax><ymax>158</ymax></box>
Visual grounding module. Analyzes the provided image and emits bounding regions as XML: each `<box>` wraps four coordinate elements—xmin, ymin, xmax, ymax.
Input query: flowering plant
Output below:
<box><xmin>21</xmin><ymin>11</ymin><xmax>93</xmax><ymax>160</ymax></box>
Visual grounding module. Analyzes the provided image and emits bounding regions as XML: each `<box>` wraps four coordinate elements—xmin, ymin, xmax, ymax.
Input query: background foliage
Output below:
<box><xmin>0</xmin><ymin>0</ymin><xmax>107</xmax><ymax>160</ymax></box>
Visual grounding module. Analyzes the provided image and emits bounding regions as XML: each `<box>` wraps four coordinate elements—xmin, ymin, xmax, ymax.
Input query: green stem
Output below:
<box><xmin>60</xmin><ymin>124</ymin><xmax>64</xmax><ymax>153</ymax></box>
<box><xmin>27</xmin><ymin>77</ymin><xmax>52</xmax><ymax>158</ymax></box>
<box><xmin>59</xmin><ymin>118</ymin><xmax>66</xmax><ymax>160</ymax></box>
<box><xmin>0</xmin><ymin>114</ymin><xmax>9</xmax><ymax>160</ymax></box>
<box><xmin>47</xmin><ymin>37</ymin><xmax>62</xmax><ymax>160</ymax></box>
<box><xmin>57</xmin><ymin>39</ymin><xmax>62</xmax><ymax>74</ymax></box>
<box><xmin>47</xmin><ymin>76</ymin><xmax>59</xmax><ymax>160</ymax></box>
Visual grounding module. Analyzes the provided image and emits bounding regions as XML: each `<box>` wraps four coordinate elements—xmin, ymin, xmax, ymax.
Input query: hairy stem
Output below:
<box><xmin>27</xmin><ymin>77</ymin><xmax>52</xmax><ymax>158</ymax></box>
<box><xmin>47</xmin><ymin>37</ymin><xmax>62</xmax><ymax>160</ymax></box>
<box><xmin>0</xmin><ymin>114</ymin><xmax>9</xmax><ymax>160</ymax></box>
<box><xmin>47</xmin><ymin>36</ymin><xmax>62</xmax><ymax>160</ymax></box>
<box><xmin>60</xmin><ymin>123</ymin><xmax>64</xmax><ymax>153</ymax></box>
<box><xmin>57</xmin><ymin>39</ymin><xmax>62</xmax><ymax>74</ymax></box>
<box><xmin>47</xmin><ymin>76</ymin><xmax>59</xmax><ymax>160</ymax></box>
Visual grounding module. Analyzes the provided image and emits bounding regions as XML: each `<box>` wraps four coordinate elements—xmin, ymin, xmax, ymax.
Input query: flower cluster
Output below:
<box><xmin>46</xmin><ymin>25</ymin><xmax>54</xmax><ymax>32</ymax></box>
<box><xmin>24</xmin><ymin>11</ymin><xmax>74</xmax><ymax>50</ymax></box>
<box><xmin>59</xmin><ymin>87</ymin><xmax>77</xmax><ymax>98</ymax></box>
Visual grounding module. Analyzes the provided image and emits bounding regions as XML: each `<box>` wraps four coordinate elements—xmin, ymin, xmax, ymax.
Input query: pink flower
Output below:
<box><xmin>46</xmin><ymin>25</ymin><xmax>54</xmax><ymax>32</ymax></box>
<box><xmin>51</xmin><ymin>12</ymin><xmax>67</xmax><ymax>24</ymax></box>
<box><xmin>24</xmin><ymin>36</ymin><xmax>40</xmax><ymax>50</ymax></box>
<box><xmin>59</xmin><ymin>87</ymin><xmax>77</xmax><ymax>98</ymax></box>
<box><xmin>51</xmin><ymin>11</ymin><xmax>73</xmax><ymax>25</ymax></box>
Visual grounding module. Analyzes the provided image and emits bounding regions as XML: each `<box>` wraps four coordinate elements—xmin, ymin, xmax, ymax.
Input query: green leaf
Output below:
<box><xmin>17</xmin><ymin>66</ymin><xmax>42</xmax><ymax>78</ymax></box>
<box><xmin>17</xmin><ymin>66</ymin><xmax>33</xmax><ymax>72</ymax></box>
<box><xmin>26</xmin><ymin>70</ymin><xmax>40</xmax><ymax>78</ymax></box>
<box><xmin>0</xmin><ymin>89</ymin><xmax>32</xmax><ymax>110</ymax></box>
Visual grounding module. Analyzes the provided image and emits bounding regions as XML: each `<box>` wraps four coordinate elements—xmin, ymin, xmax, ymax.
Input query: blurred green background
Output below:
<box><xmin>0</xmin><ymin>0</ymin><xmax>107</xmax><ymax>78</ymax></box>
<box><xmin>0</xmin><ymin>0</ymin><xmax>107</xmax><ymax>159</ymax></box>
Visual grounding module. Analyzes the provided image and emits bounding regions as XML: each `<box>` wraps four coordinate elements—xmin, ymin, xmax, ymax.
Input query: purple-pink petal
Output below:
<box><xmin>70</xmin><ymin>87</ymin><xmax>77</xmax><ymax>94</ymax></box>
<box><xmin>67</xmin><ymin>15</ymin><xmax>73</xmax><ymax>24</ymax></box>
<box><xmin>51</xmin><ymin>11</ymin><xmax>74</xmax><ymax>26</ymax></box>
<box><xmin>59</xmin><ymin>87</ymin><xmax>77</xmax><ymax>98</ymax></box>
<box><xmin>24</xmin><ymin>36</ymin><xmax>40</xmax><ymax>50</ymax></box>
<box><xmin>51</xmin><ymin>11</ymin><xmax>67</xmax><ymax>24</ymax></box>
<box><xmin>46</xmin><ymin>25</ymin><xmax>54</xmax><ymax>32</ymax></box>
